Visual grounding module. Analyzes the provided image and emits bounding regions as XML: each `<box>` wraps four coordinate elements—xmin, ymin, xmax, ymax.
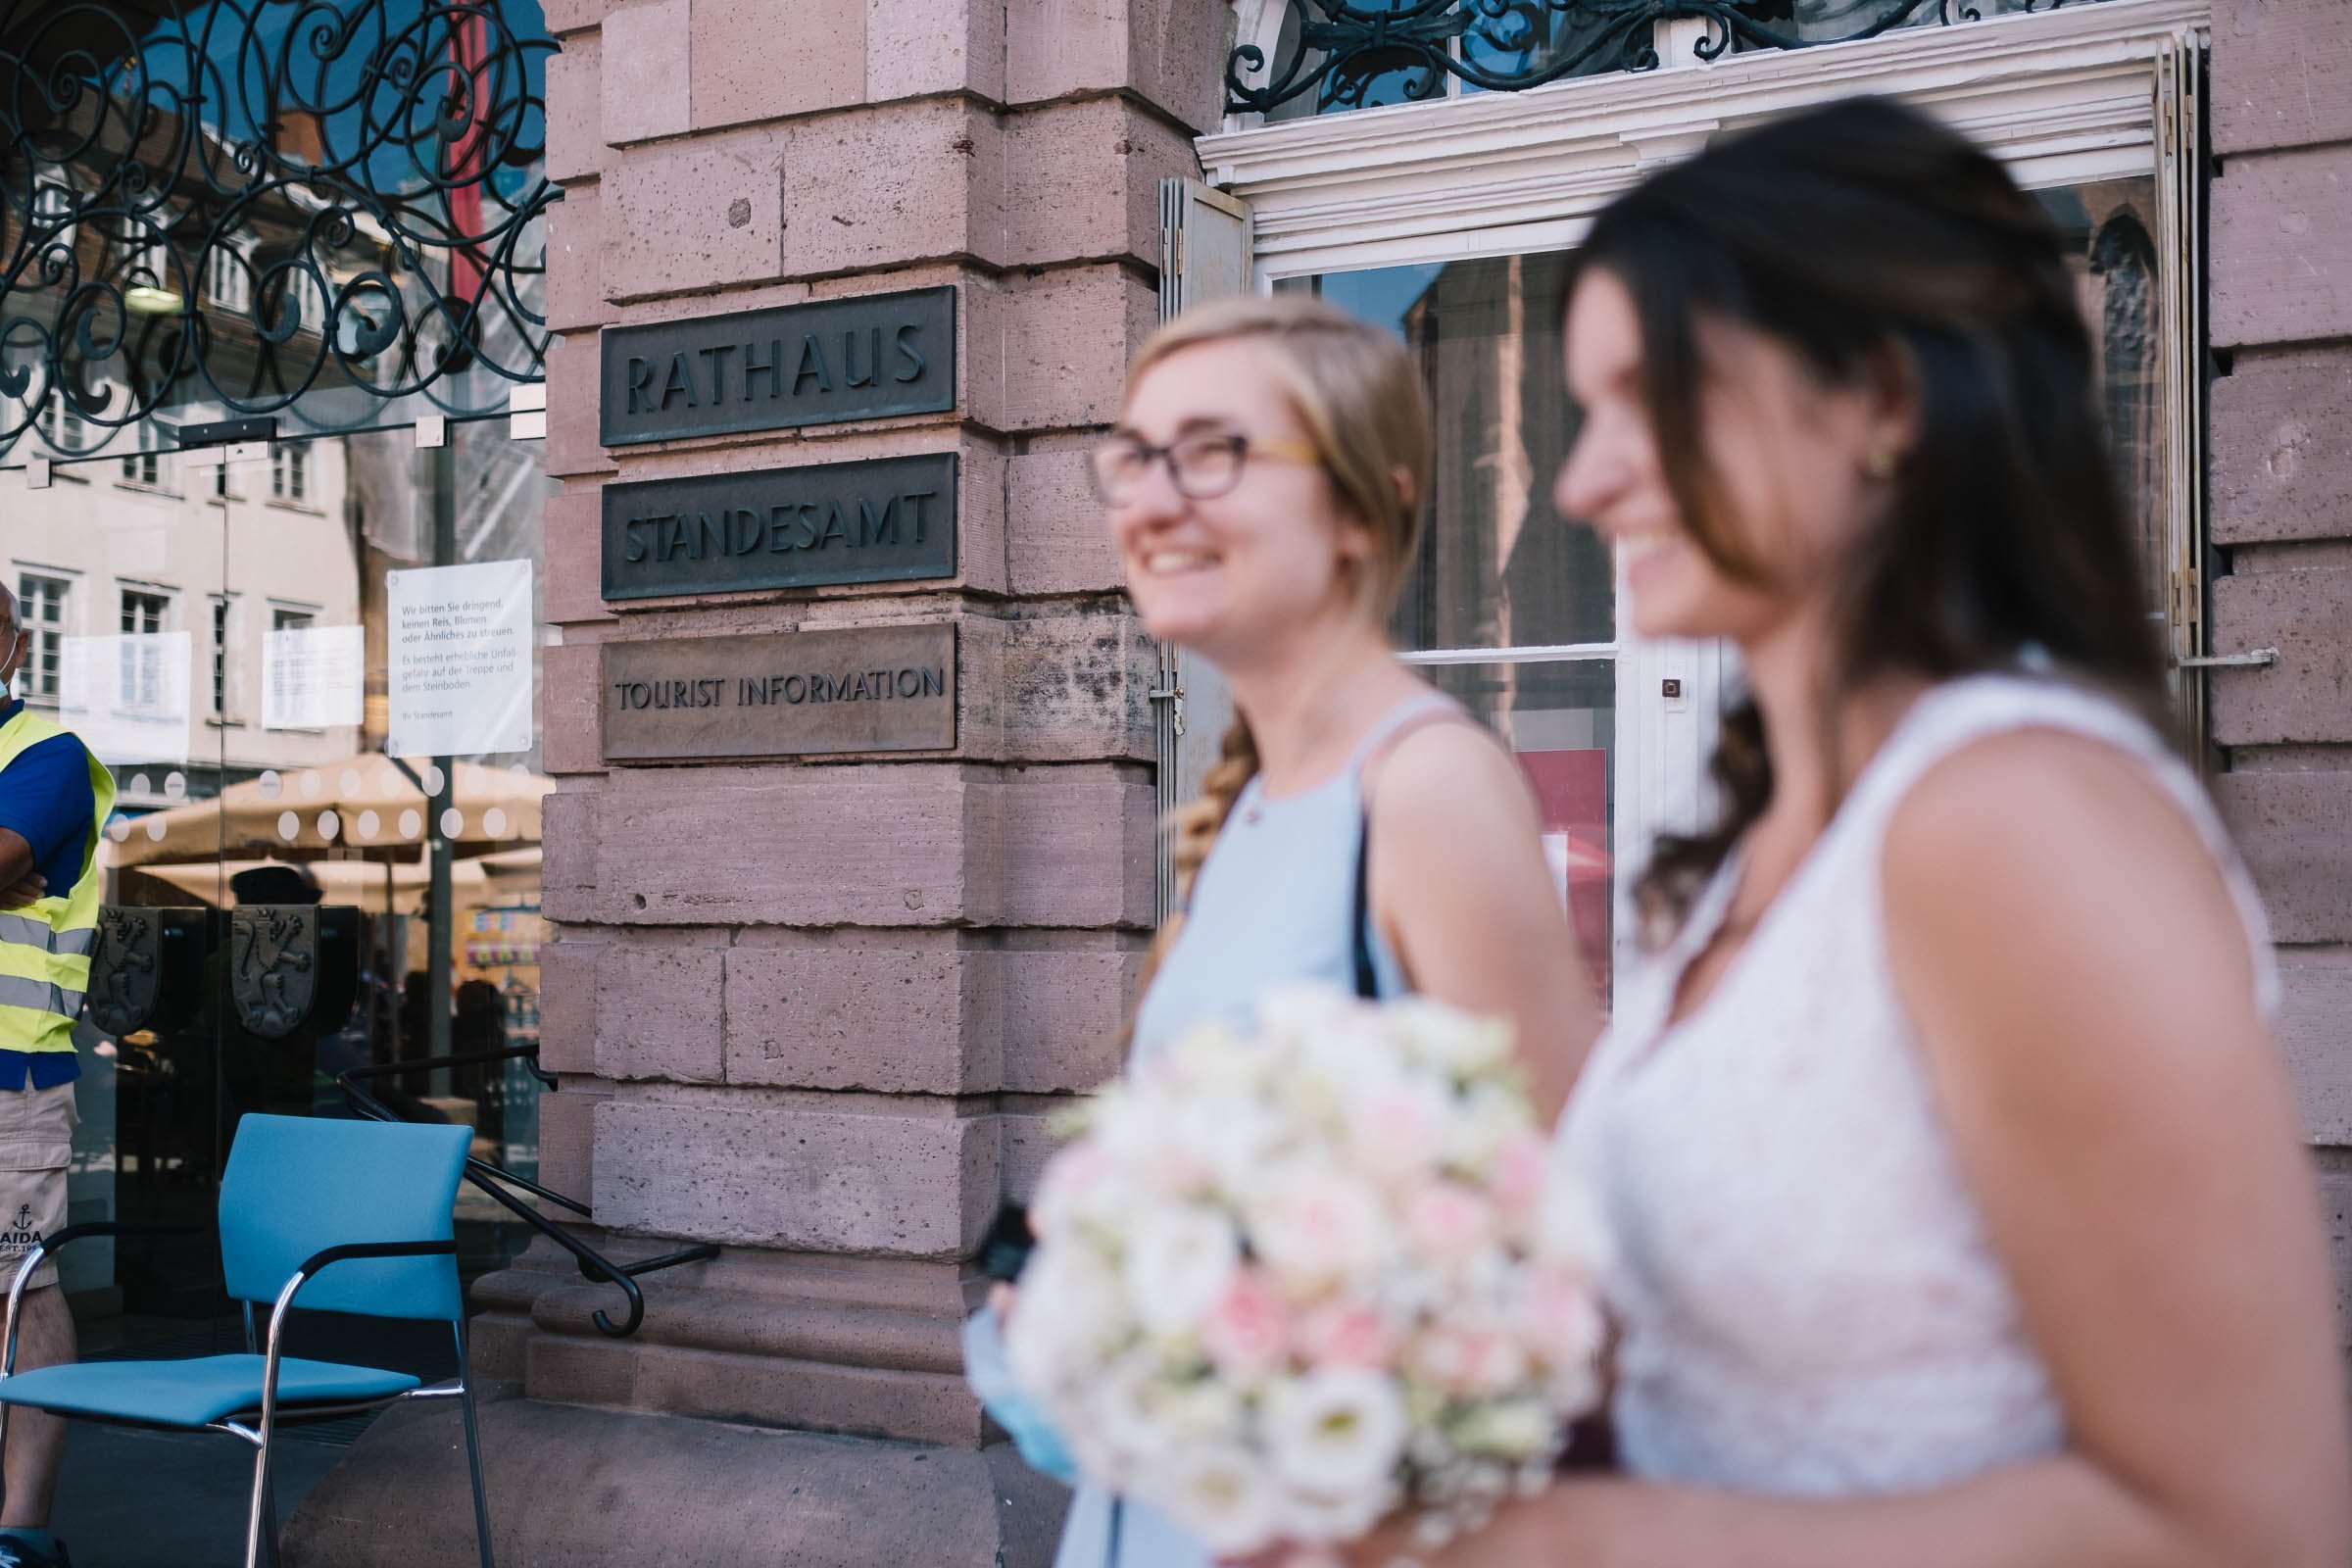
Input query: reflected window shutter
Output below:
<box><xmin>1151</xmin><ymin>180</ymin><xmax>1253</xmax><ymax>924</ymax></box>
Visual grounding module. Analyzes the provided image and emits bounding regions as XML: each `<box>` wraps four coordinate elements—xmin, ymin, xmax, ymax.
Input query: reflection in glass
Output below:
<box><xmin>2035</xmin><ymin>178</ymin><xmax>2168</xmax><ymax>620</ymax></box>
<box><xmin>1289</xmin><ymin>254</ymin><xmax>1611</xmax><ymax>654</ymax></box>
<box><xmin>1424</xmin><ymin>660</ymin><xmax>1614</xmax><ymax>999</ymax></box>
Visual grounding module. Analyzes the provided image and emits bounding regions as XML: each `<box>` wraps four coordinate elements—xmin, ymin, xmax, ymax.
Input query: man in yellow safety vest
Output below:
<box><xmin>0</xmin><ymin>581</ymin><xmax>113</xmax><ymax>1560</ymax></box>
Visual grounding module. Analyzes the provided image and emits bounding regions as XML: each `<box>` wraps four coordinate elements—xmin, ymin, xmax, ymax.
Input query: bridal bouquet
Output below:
<box><xmin>1004</xmin><ymin>986</ymin><xmax>1608</xmax><ymax>1555</ymax></box>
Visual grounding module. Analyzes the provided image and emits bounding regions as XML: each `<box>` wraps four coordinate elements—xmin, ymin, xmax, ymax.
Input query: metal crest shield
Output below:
<box><xmin>89</xmin><ymin>906</ymin><xmax>164</xmax><ymax>1037</ymax></box>
<box><xmin>229</xmin><ymin>905</ymin><xmax>318</xmax><ymax>1040</ymax></box>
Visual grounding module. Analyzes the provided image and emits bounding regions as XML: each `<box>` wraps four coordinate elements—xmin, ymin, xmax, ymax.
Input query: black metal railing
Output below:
<box><xmin>1228</xmin><ymin>0</ymin><xmax>2116</xmax><ymax>116</ymax></box>
<box><xmin>2</xmin><ymin>0</ymin><xmax>558</xmax><ymax>456</ymax></box>
<box><xmin>339</xmin><ymin>1046</ymin><xmax>715</xmax><ymax>1338</ymax></box>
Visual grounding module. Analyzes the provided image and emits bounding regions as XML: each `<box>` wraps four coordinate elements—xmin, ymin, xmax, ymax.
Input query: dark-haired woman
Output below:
<box><xmin>1322</xmin><ymin>96</ymin><xmax>2349</xmax><ymax>1568</ymax></box>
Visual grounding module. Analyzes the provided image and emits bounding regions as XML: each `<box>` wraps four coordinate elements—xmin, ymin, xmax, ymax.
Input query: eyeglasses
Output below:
<box><xmin>1088</xmin><ymin>431</ymin><xmax>1322</xmax><ymax>504</ymax></box>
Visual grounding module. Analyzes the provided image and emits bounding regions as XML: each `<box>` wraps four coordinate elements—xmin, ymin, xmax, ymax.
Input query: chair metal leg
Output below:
<box><xmin>260</xmin><ymin>1468</ymin><xmax>283</xmax><ymax>1568</ymax></box>
<box><xmin>244</xmin><ymin>1415</ymin><xmax>276</xmax><ymax>1568</ymax></box>
<box><xmin>454</xmin><ymin>1323</ymin><xmax>494</xmax><ymax>1568</ymax></box>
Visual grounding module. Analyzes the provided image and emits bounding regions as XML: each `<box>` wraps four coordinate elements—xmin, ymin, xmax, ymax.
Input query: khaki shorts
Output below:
<box><xmin>0</xmin><ymin>1081</ymin><xmax>75</xmax><ymax>1293</ymax></box>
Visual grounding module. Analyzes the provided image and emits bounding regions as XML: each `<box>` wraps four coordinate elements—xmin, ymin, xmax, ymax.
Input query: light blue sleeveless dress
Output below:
<box><xmin>972</xmin><ymin>695</ymin><xmax>1443</xmax><ymax>1568</ymax></box>
<box><xmin>1056</xmin><ymin>698</ymin><xmax>1434</xmax><ymax>1568</ymax></box>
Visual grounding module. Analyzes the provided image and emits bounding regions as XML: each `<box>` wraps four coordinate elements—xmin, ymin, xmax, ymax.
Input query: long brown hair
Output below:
<box><xmin>1121</xmin><ymin>295</ymin><xmax>1434</xmax><ymax>908</ymax></box>
<box><xmin>1573</xmin><ymin>97</ymin><xmax>2169</xmax><ymax>933</ymax></box>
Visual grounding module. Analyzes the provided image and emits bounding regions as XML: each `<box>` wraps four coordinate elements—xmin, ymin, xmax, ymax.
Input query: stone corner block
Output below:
<box><xmin>1004</xmin><ymin>0</ymin><xmax>1236</xmax><ymax>133</ymax></box>
<box><xmin>2209</xmin><ymin>567</ymin><xmax>2352</xmax><ymax>747</ymax></box>
<box><xmin>868</xmin><ymin>0</ymin><xmax>1007</xmax><ymax>104</ymax></box>
<box><xmin>1004</xmin><ymin>98</ymin><xmax>1199</xmax><ymax>270</ymax></box>
<box><xmin>722</xmin><ymin>941</ymin><xmax>1000</xmax><ymax>1095</ymax></box>
<box><xmin>599</xmin><ymin>0</ymin><xmax>692</xmax><ymax>145</ymax></box>
<box><xmin>2211</xmin><ymin>345</ymin><xmax>2352</xmax><ymax>547</ymax></box>
<box><xmin>592</xmin><ymin>1101</ymin><xmax>1001</xmax><ymax>1256</ymax></box>
<box><xmin>544</xmin><ymin>39</ymin><xmax>605</xmax><ymax>184</ymax></box>
<box><xmin>2212</xmin><ymin>769</ymin><xmax>2352</xmax><ymax>944</ymax></box>
<box><xmin>2278</xmin><ymin>961</ymin><xmax>2352</xmax><ymax>1146</ymax></box>
<box><xmin>2211</xmin><ymin>146</ymin><xmax>2352</xmax><ymax>350</ymax></box>
<box><xmin>593</xmin><ymin>944</ymin><xmax>728</xmax><ymax>1083</ymax></box>
<box><xmin>540</xmin><ymin>640</ymin><xmax>607</xmax><ymax>776</ymax></box>
<box><xmin>972</xmin><ymin>268</ymin><xmax>1159</xmax><ymax>433</ymax></box>
<box><xmin>2211</xmin><ymin>0</ymin><xmax>2352</xmax><ymax>156</ymax></box>
<box><xmin>693</xmin><ymin>0</ymin><xmax>866</xmax><ymax>130</ymax></box>
<box><xmin>604</xmin><ymin>126</ymin><xmax>786</xmax><ymax>301</ymax></box>
<box><xmin>781</xmin><ymin>100</ymin><xmax>1004</xmax><ymax>278</ymax></box>
<box><xmin>1006</xmin><ymin>445</ymin><xmax>1123</xmax><ymax>594</ymax></box>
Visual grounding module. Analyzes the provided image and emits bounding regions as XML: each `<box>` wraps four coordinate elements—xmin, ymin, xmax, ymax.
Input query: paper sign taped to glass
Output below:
<box><xmin>386</xmin><ymin>560</ymin><xmax>534</xmax><ymax>759</ymax></box>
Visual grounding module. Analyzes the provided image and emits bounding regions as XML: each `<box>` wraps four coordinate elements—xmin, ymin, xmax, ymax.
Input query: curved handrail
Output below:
<box><xmin>337</xmin><ymin>1047</ymin><xmax>714</xmax><ymax>1337</ymax></box>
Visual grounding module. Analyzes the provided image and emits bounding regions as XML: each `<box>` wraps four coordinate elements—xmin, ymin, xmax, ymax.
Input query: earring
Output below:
<box><xmin>1863</xmin><ymin>446</ymin><xmax>1898</xmax><ymax>480</ymax></box>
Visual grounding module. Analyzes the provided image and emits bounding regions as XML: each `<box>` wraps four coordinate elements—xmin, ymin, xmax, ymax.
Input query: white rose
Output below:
<box><xmin>1124</xmin><ymin>1205</ymin><xmax>1242</xmax><ymax>1338</ymax></box>
<box><xmin>1004</xmin><ymin>1243</ymin><xmax>1124</xmax><ymax>1396</ymax></box>
<box><xmin>1079</xmin><ymin>1354</ymin><xmax>1181</xmax><ymax>1476</ymax></box>
<box><xmin>1154</xmin><ymin>1442</ymin><xmax>1283</xmax><ymax>1555</ymax></box>
<box><xmin>1261</xmin><ymin>1366</ymin><xmax>1410</xmax><ymax>1500</ymax></box>
<box><xmin>1389</xmin><ymin>999</ymin><xmax>1514</xmax><ymax>1078</ymax></box>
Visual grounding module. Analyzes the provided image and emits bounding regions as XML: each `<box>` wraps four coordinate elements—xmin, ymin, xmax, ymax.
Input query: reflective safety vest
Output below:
<box><xmin>0</xmin><ymin>710</ymin><xmax>115</xmax><ymax>1054</ymax></box>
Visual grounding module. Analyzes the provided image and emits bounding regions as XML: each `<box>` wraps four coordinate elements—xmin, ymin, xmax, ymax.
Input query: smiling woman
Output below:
<box><xmin>972</xmin><ymin>292</ymin><xmax>1604</xmax><ymax>1568</ymax></box>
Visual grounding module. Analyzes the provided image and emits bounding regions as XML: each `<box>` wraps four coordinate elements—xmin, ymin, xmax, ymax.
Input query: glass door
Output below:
<box><xmin>1280</xmin><ymin>255</ymin><xmax>1647</xmax><ymax>1005</ymax></box>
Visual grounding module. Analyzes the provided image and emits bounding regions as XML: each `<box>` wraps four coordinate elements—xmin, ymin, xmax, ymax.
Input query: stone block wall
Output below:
<box><xmin>477</xmin><ymin>0</ymin><xmax>1235</xmax><ymax>1459</ymax></box>
<box><xmin>2203</xmin><ymin>0</ymin><xmax>2352</xmax><ymax>1352</ymax></box>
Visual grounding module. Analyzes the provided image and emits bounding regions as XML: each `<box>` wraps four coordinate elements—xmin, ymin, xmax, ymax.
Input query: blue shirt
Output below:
<box><xmin>0</xmin><ymin>700</ymin><xmax>96</xmax><ymax>1089</ymax></box>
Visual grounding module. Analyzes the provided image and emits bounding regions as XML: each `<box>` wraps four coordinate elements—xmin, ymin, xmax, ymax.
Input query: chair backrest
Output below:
<box><xmin>217</xmin><ymin>1114</ymin><xmax>472</xmax><ymax>1322</ymax></box>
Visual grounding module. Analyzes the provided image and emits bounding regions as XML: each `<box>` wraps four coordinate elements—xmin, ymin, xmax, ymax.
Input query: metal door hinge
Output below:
<box><xmin>2174</xmin><ymin>648</ymin><xmax>2278</xmax><ymax>669</ymax></box>
<box><xmin>1148</xmin><ymin>684</ymin><xmax>1186</xmax><ymax>734</ymax></box>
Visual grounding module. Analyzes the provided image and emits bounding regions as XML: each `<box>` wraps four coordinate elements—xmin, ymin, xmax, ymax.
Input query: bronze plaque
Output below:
<box><xmin>599</xmin><ymin>286</ymin><xmax>956</xmax><ymax>447</ymax></box>
<box><xmin>601</xmin><ymin>452</ymin><xmax>956</xmax><ymax>602</ymax></box>
<box><xmin>601</xmin><ymin>624</ymin><xmax>956</xmax><ymax>762</ymax></box>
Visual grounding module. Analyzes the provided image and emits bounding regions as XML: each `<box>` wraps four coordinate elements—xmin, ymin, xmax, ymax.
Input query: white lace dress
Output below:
<box><xmin>1553</xmin><ymin>674</ymin><xmax>2278</xmax><ymax>1494</ymax></box>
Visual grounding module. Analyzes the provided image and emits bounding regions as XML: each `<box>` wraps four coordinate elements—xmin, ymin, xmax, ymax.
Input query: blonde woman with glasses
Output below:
<box><xmin>965</xmin><ymin>294</ymin><xmax>1602</xmax><ymax>1568</ymax></box>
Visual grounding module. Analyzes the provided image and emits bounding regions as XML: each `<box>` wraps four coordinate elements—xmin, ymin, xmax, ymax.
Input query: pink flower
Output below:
<box><xmin>1515</xmin><ymin>1266</ymin><xmax>1605</xmax><ymax>1370</ymax></box>
<box><xmin>1032</xmin><ymin>1144</ymin><xmax>1110</xmax><ymax>1237</ymax></box>
<box><xmin>1298</xmin><ymin>1301</ymin><xmax>1393</xmax><ymax>1370</ymax></box>
<box><xmin>1404</xmin><ymin>1181</ymin><xmax>1494</xmax><ymax>1268</ymax></box>
<box><xmin>1201</xmin><ymin>1270</ymin><xmax>1293</xmax><ymax>1379</ymax></box>
<box><xmin>1347</xmin><ymin>1086</ymin><xmax>1445</xmax><ymax>1181</ymax></box>
<box><xmin>1408</xmin><ymin>1320</ymin><xmax>1528</xmax><ymax>1398</ymax></box>
<box><xmin>1487</xmin><ymin>1132</ymin><xmax>1549</xmax><ymax>1216</ymax></box>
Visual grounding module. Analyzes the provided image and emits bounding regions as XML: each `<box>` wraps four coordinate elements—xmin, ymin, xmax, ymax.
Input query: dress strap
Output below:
<box><xmin>1846</xmin><ymin>673</ymin><xmax>2279</xmax><ymax>1020</ymax></box>
<box><xmin>1345</xmin><ymin>691</ymin><xmax>1469</xmax><ymax>781</ymax></box>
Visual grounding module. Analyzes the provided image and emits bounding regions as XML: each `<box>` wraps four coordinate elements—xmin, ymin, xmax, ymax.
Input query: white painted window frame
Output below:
<box><xmin>1190</xmin><ymin>0</ymin><xmax>2207</xmax><ymax>998</ymax></box>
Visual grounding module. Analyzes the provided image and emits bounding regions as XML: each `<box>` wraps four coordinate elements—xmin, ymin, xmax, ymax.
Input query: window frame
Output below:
<box><xmin>209</xmin><ymin>594</ymin><xmax>234</xmax><ymax>718</ymax></box>
<box><xmin>1198</xmin><ymin>0</ymin><xmax>2211</xmax><ymax>991</ymax></box>
<box><xmin>118</xmin><ymin>586</ymin><xmax>174</xmax><ymax>712</ymax></box>
<box><xmin>270</xmin><ymin>443</ymin><xmax>309</xmax><ymax>504</ymax></box>
<box><xmin>14</xmin><ymin>572</ymin><xmax>71</xmax><ymax>706</ymax></box>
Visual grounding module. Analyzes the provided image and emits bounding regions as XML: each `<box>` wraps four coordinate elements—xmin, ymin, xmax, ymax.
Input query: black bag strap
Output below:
<box><xmin>1351</xmin><ymin>810</ymin><xmax>1378</xmax><ymax>1000</ymax></box>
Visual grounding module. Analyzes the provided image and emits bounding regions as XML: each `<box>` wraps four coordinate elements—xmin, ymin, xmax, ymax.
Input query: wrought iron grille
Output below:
<box><xmin>1</xmin><ymin>0</ymin><xmax>558</xmax><ymax>458</ymax></box>
<box><xmin>1228</xmin><ymin>0</ymin><xmax>2112</xmax><ymax>116</ymax></box>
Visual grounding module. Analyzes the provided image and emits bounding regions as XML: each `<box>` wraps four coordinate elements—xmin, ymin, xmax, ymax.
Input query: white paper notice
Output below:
<box><xmin>264</xmin><ymin>625</ymin><xmax>366</xmax><ymax>730</ymax></box>
<box><xmin>61</xmin><ymin>632</ymin><xmax>193</xmax><ymax>764</ymax></box>
<box><xmin>387</xmin><ymin>560</ymin><xmax>534</xmax><ymax>758</ymax></box>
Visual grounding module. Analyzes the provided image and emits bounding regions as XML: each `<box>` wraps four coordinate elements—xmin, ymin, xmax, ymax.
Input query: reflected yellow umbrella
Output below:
<box><xmin>130</xmin><ymin>857</ymin><xmax>491</xmax><ymax>915</ymax></box>
<box><xmin>104</xmin><ymin>752</ymin><xmax>552</xmax><ymax>868</ymax></box>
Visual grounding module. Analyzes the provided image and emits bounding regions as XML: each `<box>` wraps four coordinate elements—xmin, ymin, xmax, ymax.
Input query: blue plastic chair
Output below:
<box><xmin>0</xmin><ymin>1114</ymin><xmax>493</xmax><ymax>1568</ymax></box>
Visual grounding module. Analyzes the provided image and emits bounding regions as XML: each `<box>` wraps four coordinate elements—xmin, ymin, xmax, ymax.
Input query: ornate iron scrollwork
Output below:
<box><xmin>1</xmin><ymin>1</ymin><xmax>558</xmax><ymax>457</ymax></box>
<box><xmin>1228</xmin><ymin>0</ymin><xmax>2111</xmax><ymax>116</ymax></box>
